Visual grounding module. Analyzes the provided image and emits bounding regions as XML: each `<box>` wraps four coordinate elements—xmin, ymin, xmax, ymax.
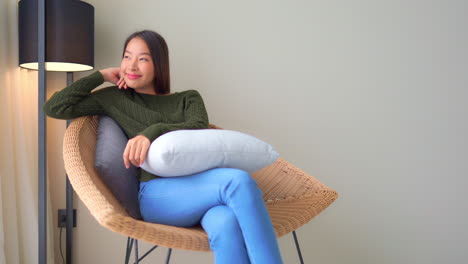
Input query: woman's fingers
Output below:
<box><xmin>117</xmin><ymin>77</ymin><xmax>128</xmax><ymax>89</ymax></box>
<box><xmin>134</xmin><ymin>139</ymin><xmax>150</xmax><ymax>167</ymax></box>
<box><xmin>132</xmin><ymin>142</ymin><xmax>142</xmax><ymax>167</ymax></box>
<box><xmin>118</xmin><ymin>77</ymin><xmax>124</xmax><ymax>89</ymax></box>
<box><xmin>129</xmin><ymin>142</ymin><xmax>139</xmax><ymax>167</ymax></box>
<box><xmin>124</xmin><ymin>140</ymin><xmax>138</xmax><ymax>168</ymax></box>
<box><xmin>123</xmin><ymin>143</ymin><xmax>131</xmax><ymax>169</ymax></box>
<box><xmin>139</xmin><ymin>142</ymin><xmax>149</xmax><ymax>166</ymax></box>
<box><xmin>119</xmin><ymin>71</ymin><xmax>126</xmax><ymax>89</ymax></box>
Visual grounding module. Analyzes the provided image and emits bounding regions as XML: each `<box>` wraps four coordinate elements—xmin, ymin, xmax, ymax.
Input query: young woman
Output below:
<box><xmin>44</xmin><ymin>30</ymin><xmax>283</xmax><ymax>264</ymax></box>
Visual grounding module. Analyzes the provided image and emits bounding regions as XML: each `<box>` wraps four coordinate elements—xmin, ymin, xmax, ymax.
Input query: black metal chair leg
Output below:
<box><xmin>137</xmin><ymin>245</ymin><xmax>158</xmax><ymax>262</ymax></box>
<box><xmin>165</xmin><ymin>248</ymin><xmax>172</xmax><ymax>264</ymax></box>
<box><xmin>125</xmin><ymin>237</ymin><xmax>166</xmax><ymax>264</ymax></box>
<box><xmin>125</xmin><ymin>238</ymin><xmax>134</xmax><ymax>264</ymax></box>
<box><xmin>134</xmin><ymin>239</ymin><xmax>139</xmax><ymax>264</ymax></box>
<box><xmin>292</xmin><ymin>231</ymin><xmax>304</xmax><ymax>264</ymax></box>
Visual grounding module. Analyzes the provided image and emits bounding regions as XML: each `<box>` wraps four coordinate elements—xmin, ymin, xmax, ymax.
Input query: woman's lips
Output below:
<box><xmin>127</xmin><ymin>74</ymin><xmax>142</xmax><ymax>80</ymax></box>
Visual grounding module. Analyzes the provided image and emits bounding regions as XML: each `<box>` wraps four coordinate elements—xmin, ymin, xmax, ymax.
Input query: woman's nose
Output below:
<box><xmin>130</xmin><ymin>59</ymin><xmax>138</xmax><ymax>70</ymax></box>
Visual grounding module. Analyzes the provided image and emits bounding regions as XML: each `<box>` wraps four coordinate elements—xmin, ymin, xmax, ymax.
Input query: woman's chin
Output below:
<box><xmin>125</xmin><ymin>82</ymin><xmax>142</xmax><ymax>89</ymax></box>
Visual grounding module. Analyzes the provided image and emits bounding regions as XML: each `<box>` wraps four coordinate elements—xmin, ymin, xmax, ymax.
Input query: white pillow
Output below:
<box><xmin>140</xmin><ymin>129</ymin><xmax>279</xmax><ymax>177</ymax></box>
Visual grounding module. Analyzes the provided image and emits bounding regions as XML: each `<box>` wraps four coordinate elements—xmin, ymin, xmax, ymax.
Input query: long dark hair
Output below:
<box><xmin>122</xmin><ymin>30</ymin><xmax>170</xmax><ymax>94</ymax></box>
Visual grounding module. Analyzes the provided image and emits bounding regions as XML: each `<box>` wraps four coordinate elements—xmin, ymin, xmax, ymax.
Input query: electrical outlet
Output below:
<box><xmin>57</xmin><ymin>209</ymin><xmax>77</xmax><ymax>228</ymax></box>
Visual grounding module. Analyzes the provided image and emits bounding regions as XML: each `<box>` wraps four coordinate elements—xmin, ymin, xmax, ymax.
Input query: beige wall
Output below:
<box><xmin>46</xmin><ymin>0</ymin><xmax>468</xmax><ymax>263</ymax></box>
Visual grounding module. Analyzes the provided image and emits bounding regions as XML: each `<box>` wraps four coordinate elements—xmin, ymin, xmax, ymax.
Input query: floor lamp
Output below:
<box><xmin>18</xmin><ymin>0</ymin><xmax>95</xmax><ymax>263</ymax></box>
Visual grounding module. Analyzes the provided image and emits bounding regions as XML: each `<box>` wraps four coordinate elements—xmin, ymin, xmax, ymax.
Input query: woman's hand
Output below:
<box><xmin>123</xmin><ymin>135</ymin><xmax>151</xmax><ymax>168</ymax></box>
<box><xmin>99</xmin><ymin>68</ymin><xmax>128</xmax><ymax>89</ymax></box>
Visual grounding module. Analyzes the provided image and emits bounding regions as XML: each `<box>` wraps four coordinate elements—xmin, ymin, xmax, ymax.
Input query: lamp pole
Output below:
<box><xmin>66</xmin><ymin>72</ymin><xmax>74</xmax><ymax>264</ymax></box>
<box><xmin>38</xmin><ymin>0</ymin><xmax>47</xmax><ymax>263</ymax></box>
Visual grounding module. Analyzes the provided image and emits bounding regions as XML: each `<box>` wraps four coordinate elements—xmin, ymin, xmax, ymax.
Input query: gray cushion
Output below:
<box><xmin>94</xmin><ymin>115</ymin><xmax>142</xmax><ymax>219</ymax></box>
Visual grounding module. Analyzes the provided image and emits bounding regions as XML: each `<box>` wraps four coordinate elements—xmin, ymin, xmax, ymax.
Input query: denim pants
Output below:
<box><xmin>138</xmin><ymin>168</ymin><xmax>283</xmax><ymax>264</ymax></box>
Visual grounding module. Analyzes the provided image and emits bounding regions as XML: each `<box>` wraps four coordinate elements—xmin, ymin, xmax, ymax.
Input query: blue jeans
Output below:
<box><xmin>138</xmin><ymin>168</ymin><xmax>283</xmax><ymax>264</ymax></box>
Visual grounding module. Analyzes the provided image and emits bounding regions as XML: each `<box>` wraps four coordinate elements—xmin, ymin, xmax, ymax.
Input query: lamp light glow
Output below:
<box><xmin>19</xmin><ymin>62</ymin><xmax>94</xmax><ymax>72</ymax></box>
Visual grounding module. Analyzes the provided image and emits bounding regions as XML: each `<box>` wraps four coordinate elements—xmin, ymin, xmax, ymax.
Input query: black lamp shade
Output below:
<box><xmin>19</xmin><ymin>0</ymin><xmax>94</xmax><ymax>71</ymax></box>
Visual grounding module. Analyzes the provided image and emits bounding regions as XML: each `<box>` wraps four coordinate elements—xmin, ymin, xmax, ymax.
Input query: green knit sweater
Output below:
<box><xmin>43</xmin><ymin>71</ymin><xmax>209</xmax><ymax>181</ymax></box>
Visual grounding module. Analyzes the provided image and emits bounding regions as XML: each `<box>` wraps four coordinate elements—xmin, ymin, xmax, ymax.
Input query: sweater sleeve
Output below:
<box><xmin>138</xmin><ymin>90</ymin><xmax>209</xmax><ymax>141</ymax></box>
<box><xmin>43</xmin><ymin>71</ymin><xmax>106</xmax><ymax>120</ymax></box>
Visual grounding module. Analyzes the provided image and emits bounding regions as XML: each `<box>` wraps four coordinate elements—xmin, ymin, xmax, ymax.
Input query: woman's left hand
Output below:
<box><xmin>123</xmin><ymin>135</ymin><xmax>151</xmax><ymax>168</ymax></box>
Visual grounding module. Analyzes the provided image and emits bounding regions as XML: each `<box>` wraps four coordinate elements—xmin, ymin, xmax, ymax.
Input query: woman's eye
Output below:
<box><xmin>140</xmin><ymin>58</ymin><xmax>149</xmax><ymax>61</ymax></box>
<box><xmin>124</xmin><ymin>55</ymin><xmax>130</xmax><ymax>59</ymax></box>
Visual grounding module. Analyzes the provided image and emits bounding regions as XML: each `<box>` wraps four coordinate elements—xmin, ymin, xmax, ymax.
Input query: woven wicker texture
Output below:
<box><xmin>63</xmin><ymin>116</ymin><xmax>338</xmax><ymax>251</ymax></box>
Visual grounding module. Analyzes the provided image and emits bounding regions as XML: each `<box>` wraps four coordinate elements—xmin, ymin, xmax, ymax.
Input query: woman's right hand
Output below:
<box><xmin>99</xmin><ymin>68</ymin><xmax>128</xmax><ymax>89</ymax></box>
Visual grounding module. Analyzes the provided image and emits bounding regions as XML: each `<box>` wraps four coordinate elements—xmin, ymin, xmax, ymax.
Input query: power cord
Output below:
<box><xmin>59</xmin><ymin>226</ymin><xmax>65</xmax><ymax>264</ymax></box>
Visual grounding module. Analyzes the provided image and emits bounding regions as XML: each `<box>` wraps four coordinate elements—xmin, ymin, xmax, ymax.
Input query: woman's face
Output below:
<box><xmin>120</xmin><ymin>37</ymin><xmax>155</xmax><ymax>94</ymax></box>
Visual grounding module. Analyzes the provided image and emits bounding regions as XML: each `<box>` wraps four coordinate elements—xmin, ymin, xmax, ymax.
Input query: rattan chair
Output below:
<box><xmin>63</xmin><ymin>116</ymin><xmax>338</xmax><ymax>263</ymax></box>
